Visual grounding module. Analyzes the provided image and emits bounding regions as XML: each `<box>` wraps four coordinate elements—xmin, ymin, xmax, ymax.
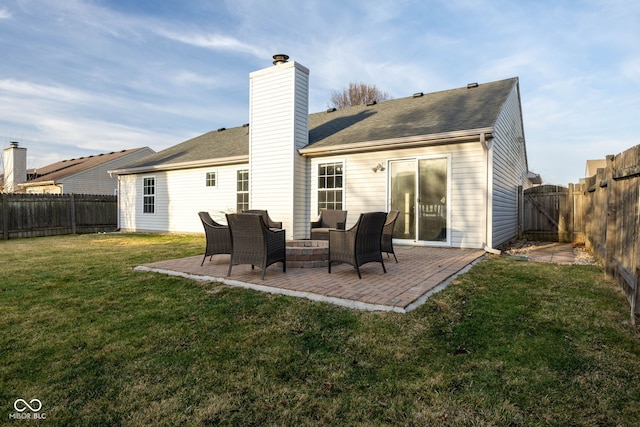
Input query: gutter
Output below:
<box><xmin>298</xmin><ymin>128</ymin><xmax>494</xmax><ymax>156</ymax></box>
<box><xmin>108</xmin><ymin>155</ymin><xmax>249</xmax><ymax>176</ymax></box>
<box><xmin>18</xmin><ymin>180</ymin><xmax>56</xmax><ymax>189</ymax></box>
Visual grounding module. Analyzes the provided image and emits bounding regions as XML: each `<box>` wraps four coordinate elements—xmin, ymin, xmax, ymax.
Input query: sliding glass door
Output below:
<box><xmin>389</xmin><ymin>157</ymin><xmax>449</xmax><ymax>244</ymax></box>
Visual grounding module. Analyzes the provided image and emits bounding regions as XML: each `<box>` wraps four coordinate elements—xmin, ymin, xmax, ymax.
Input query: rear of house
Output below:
<box><xmin>112</xmin><ymin>56</ymin><xmax>533</xmax><ymax>250</ymax></box>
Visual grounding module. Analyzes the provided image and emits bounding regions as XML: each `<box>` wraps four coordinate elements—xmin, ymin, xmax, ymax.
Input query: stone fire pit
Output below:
<box><xmin>286</xmin><ymin>240</ymin><xmax>328</xmax><ymax>268</ymax></box>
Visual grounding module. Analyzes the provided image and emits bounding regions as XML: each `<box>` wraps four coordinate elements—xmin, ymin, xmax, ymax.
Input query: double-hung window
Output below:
<box><xmin>317</xmin><ymin>162</ymin><xmax>343</xmax><ymax>212</ymax></box>
<box><xmin>236</xmin><ymin>169</ymin><xmax>249</xmax><ymax>212</ymax></box>
<box><xmin>205</xmin><ymin>171</ymin><xmax>217</xmax><ymax>187</ymax></box>
<box><xmin>143</xmin><ymin>176</ymin><xmax>155</xmax><ymax>214</ymax></box>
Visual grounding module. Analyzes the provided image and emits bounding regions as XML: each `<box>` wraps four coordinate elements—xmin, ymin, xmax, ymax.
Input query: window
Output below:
<box><xmin>205</xmin><ymin>171</ymin><xmax>217</xmax><ymax>187</ymax></box>
<box><xmin>143</xmin><ymin>176</ymin><xmax>155</xmax><ymax>214</ymax></box>
<box><xmin>236</xmin><ymin>169</ymin><xmax>249</xmax><ymax>212</ymax></box>
<box><xmin>317</xmin><ymin>162</ymin><xmax>343</xmax><ymax>212</ymax></box>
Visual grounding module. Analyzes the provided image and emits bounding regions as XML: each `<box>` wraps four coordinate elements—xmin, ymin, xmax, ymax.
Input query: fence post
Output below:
<box><xmin>69</xmin><ymin>193</ymin><xmax>77</xmax><ymax>234</ymax></box>
<box><xmin>604</xmin><ymin>155</ymin><xmax>616</xmax><ymax>280</ymax></box>
<box><xmin>1</xmin><ymin>194</ymin><xmax>7</xmax><ymax>240</ymax></box>
<box><xmin>633</xmin><ymin>268</ymin><xmax>640</xmax><ymax>326</ymax></box>
<box><xmin>567</xmin><ymin>183</ymin><xmax>575</xmax><ymax>243</ymax></box>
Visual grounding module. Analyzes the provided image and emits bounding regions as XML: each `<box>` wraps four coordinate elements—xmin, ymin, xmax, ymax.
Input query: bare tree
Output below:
<box><xmin>329</xmin><ymin>82</ymin><xmax>392</xmax><ymax>109</ymax></box>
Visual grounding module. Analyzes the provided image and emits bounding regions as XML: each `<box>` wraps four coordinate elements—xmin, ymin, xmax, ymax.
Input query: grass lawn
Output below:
<box><xmin>1</xmin><ymin>233</ymin><xmax>639</xmax><ymax>426</ymax></box>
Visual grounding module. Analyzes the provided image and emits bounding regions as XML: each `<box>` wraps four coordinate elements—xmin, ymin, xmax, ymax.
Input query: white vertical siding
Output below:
<box><xmin>117</xmin><ymin>164</ymin><xmax>247</xmax><ymax>233</ymax></box>
<box><xmin>490</xmin><ymin>82</ymin><xmax>528</xmax><ymax>247</ymax></box>
<box><xmin>249</xmin><ymin>61</ymin><xmax>309</xmax><ymax>239</ymax></box>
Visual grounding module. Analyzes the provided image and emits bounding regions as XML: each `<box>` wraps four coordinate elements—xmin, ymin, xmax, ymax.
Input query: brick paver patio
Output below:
<box><xmin>135</xmin><ymin>246</ymin><xmax>486</xmax><ymax>313</ymax></box>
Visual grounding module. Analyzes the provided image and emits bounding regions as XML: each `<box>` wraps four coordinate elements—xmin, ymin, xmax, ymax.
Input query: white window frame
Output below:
<box><xmin>317</xmin><ymin>160</ymin><xmax>344</xmax><ymax>214</ymax></box>
<box><xmin>236</xmin><ymin>169</ymin><xmax>249</xmax><ymax>212</ymax></box>
<box><xmin>142</xmin><ymin>176</ymin><xmax>156</xmax><ymax>215</ymax></box>
<box><xmin>205</xmin><ymin>171</ymin><xmax>217</xmax><ymax>188</ymax></box>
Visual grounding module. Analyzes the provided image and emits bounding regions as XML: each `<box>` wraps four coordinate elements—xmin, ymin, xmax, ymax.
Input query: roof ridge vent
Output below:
<box><xmin>326</xmin><ymin>107</ymin><xmax>336</xmax><ymax>113</ymax></box>
<box><xmin>366</xmin><ymin>100</ymin><xmax>377</xmax><ymax>106</ymax></box>
<box><xmin>217</xmin><ymin>127</ymin><xmax>226</xmax><ymax>132</ymax></box>
<box><xmin>242</xmin><ymin>123</ymin><xmax>249</xmax><ymax>128</ymax></box>
<box><xmin>467</xmin><ymin>82</ymin><xmax>479</xmax><ymax>89</ymax></box>
<box><xmin>413</xmin><ymin>92</ymin><xmax>424</xmax><ymax>98</ymax></box>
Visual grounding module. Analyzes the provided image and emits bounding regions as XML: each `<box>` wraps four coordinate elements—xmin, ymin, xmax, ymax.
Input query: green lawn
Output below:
<box><xmin>1</xmin><ymin>233</ymin><xmax>639</xmax><ymax>426</ymax></box>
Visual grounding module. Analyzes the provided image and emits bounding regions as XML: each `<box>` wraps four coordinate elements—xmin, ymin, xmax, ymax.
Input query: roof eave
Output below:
<box><xmin>299</xmin><ymin>127</ymin><xmax>494</xmax><ymax>156</ymax></box>
<box><xmin>108</xmin><ymin>155</ymin><xmax>249</xmax><ymax>175</ymax></box>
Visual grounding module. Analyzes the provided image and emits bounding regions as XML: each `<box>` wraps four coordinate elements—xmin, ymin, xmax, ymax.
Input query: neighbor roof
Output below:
<box><xmin>115</xmin><ymin>77</ymin><xmax>518</xmax><ymax>173</ymax></box>
<box><xmin>25</xmin><ymin>148</ymin><xmax>152</xmax><ymax>184</ymax></box>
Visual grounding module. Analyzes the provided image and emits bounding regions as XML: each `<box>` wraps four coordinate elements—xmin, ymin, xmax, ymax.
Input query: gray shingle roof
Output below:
<box><xmin>27</xmin><ymin>147</ymin><xmax>152</xmax><ymax>182</ymax></box>
<box><xmin>122</xmin><ymin>77</ymin><xmax>517</xmax><ymax>170</ymax></box>
<box><xmin>307</xmin><ymin>77</ymin><xmax>517</xmax><ymax>150</ymax></box>
<box><xmin>122</xmin><ymin>125</ymin><xmax>250</xmax><ymax>169</ymax></box>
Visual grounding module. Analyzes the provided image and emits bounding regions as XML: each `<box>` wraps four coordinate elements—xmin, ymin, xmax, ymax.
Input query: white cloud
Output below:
<box><xmin>0</xmin><ymin>79</ymin><xmax>92</xmax><ymax>104</ymax></box>
<box><xmin>156</xmin><ymin>29</ymin><xmax>269</xmax><ymax>59</ymax></box>
<box><xmin>0</xmin><ymin>8</ymin><xmax>11</xmax><ymax>19</ymax></box>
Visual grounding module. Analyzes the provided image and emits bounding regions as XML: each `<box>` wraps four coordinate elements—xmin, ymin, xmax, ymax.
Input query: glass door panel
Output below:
<box><xmin>389</xmin><ymin>160</ymin><xmax>415</xmax><ymax>240</ymax></box>
<box><xmin>418</xmin><ymin>158</ymin><xmax>447</xmax><ymax>242</ymax></box>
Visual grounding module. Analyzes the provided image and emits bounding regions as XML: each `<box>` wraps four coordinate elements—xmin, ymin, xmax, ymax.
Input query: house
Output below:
<box><xmin>585</xmin><ymin>159</ymin><xmax>606</xmax><ymax>178</ymax></box>
<box><xmin>111</xmin><ymin>55</ymin><xmax>537</xmax><ymax>250</ymax></box>
<box><xmin>1</xmin><ymin>142</ymin><xmax>155</xmax><ymax>195</ymax></box>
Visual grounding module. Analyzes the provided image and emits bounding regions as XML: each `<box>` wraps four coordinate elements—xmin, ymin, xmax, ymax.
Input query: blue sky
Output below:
<box><xmin>0</xmin><ymin>0</ymin><xmax>638</xmax><ymax>185</ymax></box>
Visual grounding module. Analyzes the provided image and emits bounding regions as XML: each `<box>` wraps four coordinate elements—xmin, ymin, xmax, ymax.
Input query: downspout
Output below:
<box><xmin>481</xmin><ymin>133</ymin><xmax>501</xmax><ymax>255</ymax></box>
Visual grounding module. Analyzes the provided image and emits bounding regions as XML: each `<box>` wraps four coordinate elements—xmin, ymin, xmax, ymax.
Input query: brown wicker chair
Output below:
<box><xmin>242</xmin><ymin>209</ymin><xmax>282</xmax><ymax>229</ymax></box>
<box><xmin>381</xmin><ymin>210</ymin><xmax>400</xmax><ymax>262</ymax></box>
<box><xmin>226</xmin><ymin>213</ymin><xmax>286</xmax><ymax>280</ymax></box>
<box><xmin>198</xmin><ymin>211</ymin><xmax>231</xmax><ymax>266</ymax></box>
<box><xmin>328</xmin><ymin>212</ymin><xmax>387</xmax><ymax>279</ymax></box>
<box><xmin>310</xmin><ymin>209</ymin><xmax>347</xmax><ymax>240</ymax></box>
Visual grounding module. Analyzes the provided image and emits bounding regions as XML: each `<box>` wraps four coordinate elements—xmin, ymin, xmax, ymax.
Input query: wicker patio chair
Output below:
<box><xmin>198</xmin><ymin>211</ymin><xmax>231</xmax><ymax>266</ymax></box>
<box><xmin>226</xmin><ymin>213</ymin><xmax>286</xmax><ymax>280</ymax></box>
<box><xmin>310</xmin><ymin>209</ymin><xmax>347</xmax><ymax>240</ymax></box>
<box><xmin>381</xmin><ymin>210</ymin><xmax>400</xmax><ymax>262</ymax></box>
<box><xmin>328</xmin><ymin>212</ymin><xmax>387</xmax><ymax>279</ymax></box>
<box><xmin>242</xmin><ymin>209</ymin><xmax>282</xmax><ymax>229</ymax></box>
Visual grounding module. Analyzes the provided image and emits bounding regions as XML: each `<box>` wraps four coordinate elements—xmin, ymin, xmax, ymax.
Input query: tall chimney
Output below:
<box><xmin>3</xmin><ymin>142</ymin><xmax>27</xmax><ymax>193</ymax></box>
<box><xmin>249</xmin><ymin>55</ymin><xmax>310</xmax><ymax>239</ymax></box>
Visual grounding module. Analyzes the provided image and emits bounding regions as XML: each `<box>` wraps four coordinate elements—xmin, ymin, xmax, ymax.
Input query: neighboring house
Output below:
<box><xmin>111</xmin><ymin>56</ymin><xmax>537</xmax><ymax>250</ymax></box>
<box><xmin>585</xmin><ymin>159</ymin><xmax>606</xmax><ymax>178</ymax></box>
<box><xmin>2</xmin><ymin>142</ymin><xmax>155</xmax><ymax>195</ymax></box>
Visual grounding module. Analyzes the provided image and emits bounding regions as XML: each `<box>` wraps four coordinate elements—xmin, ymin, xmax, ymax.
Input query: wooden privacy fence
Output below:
<box><xmin>0</xmin><ymin>193</ymin><xmax>117</xmax><ymax>240</ymax></box>
<box><xmin>521</xmin><ymin>184</ymin><xmax>574</xmax><ymax>242</ymax></box>
<box><xmin>522</xmin><ymin>144</ymin><xmax>639</xmax><ymax>324</ymax></box>
<box><xmin>578</xmin><ymin>146</ymin><xmax>640</xmax><ymax>325</ymax></box>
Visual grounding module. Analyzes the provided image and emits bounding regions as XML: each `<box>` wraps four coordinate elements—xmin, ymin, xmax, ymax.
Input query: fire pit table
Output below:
<box><xmin>286</xmin><ymin>240</ymin><xmax>329</xmax><ymax>268</ymax></box>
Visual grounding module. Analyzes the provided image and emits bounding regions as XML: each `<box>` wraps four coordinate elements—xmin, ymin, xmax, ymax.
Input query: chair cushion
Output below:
<box><xmin>310</xmin><ymin>227</ymin><xmax>333</xmax><ymax>240</ymax></box>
